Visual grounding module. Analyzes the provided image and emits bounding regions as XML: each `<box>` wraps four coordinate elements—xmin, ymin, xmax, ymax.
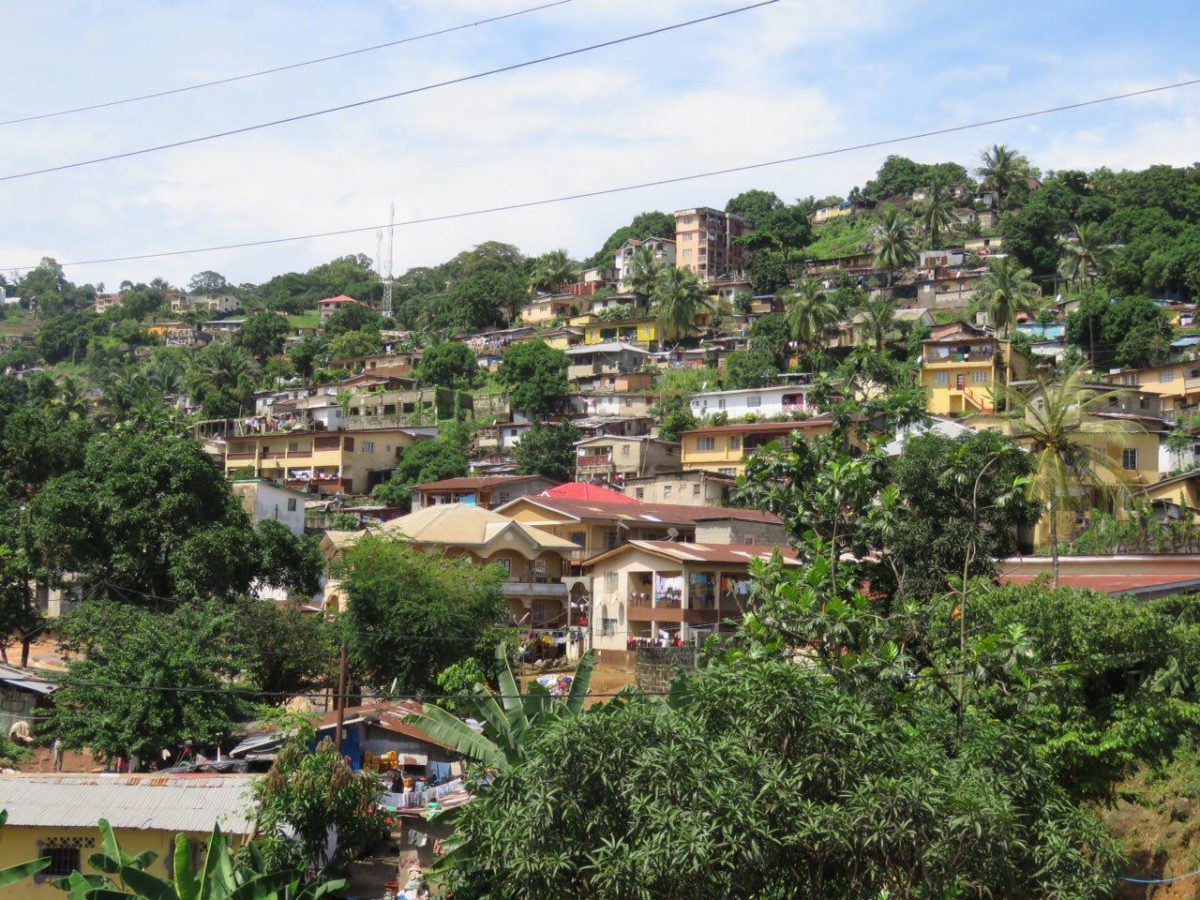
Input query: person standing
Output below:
<box><xmin>51</xmin><ymin>738</ymin><xmax>63</xmax><ymax>772</ymax></box>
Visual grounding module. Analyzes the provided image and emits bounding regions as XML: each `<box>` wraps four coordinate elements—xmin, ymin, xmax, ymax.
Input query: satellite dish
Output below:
<box><xmin>666</xmin><ymin>527</ymin><xmax>679</xmax><ymax>541</ymax></box>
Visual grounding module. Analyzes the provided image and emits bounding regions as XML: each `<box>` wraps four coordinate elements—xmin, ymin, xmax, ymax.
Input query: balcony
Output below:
<box><xmin>577</xmin><ymin>454</ymin><xmax>614</xmax><ymax>469</ymax></box>
<box><xmin>226</xmin><ymin>451</ymin><xmax>256</xmax><ymax>461</ymax></box>
<box><xmin>502</xmin><ymin>581</ymin><xmax>568</xmax><ymax>599</ymax></box>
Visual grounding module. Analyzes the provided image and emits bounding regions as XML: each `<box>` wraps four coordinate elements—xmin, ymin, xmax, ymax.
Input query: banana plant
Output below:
<box><xmin>405</xmin><ymin>644</ymin><xmax>595</xmax><ymax>772</ymax></box>
<box><xmin>52</xmin><ymin>821</ymin><xmax>344</xmax><ymax>899</ymax></box>
<box><xmin>0</xmin><ymin>810</ymin><xmax>50</xmax><ymax>888</ymax></box>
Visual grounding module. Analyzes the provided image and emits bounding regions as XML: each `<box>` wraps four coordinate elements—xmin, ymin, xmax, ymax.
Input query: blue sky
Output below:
<box><xmin>1</xmin><ymin>0</ymin><xmax>1198</xmax><ymax>290</ymax></box>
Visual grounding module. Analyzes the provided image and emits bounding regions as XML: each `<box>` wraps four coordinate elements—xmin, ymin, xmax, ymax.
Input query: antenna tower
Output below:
<box><xmin>381</xmin><ymin>201</ymin><xmax>395</xmax><ymax>318</ymax></box>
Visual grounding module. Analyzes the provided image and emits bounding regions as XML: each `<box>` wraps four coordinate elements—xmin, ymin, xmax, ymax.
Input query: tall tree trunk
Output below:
<box><xmin>1050</xmin><ymin>500</ymin><xmax>1060</xmax><ymax>588</ymax></box>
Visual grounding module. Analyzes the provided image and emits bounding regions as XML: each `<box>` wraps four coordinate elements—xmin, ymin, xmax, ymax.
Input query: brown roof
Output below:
<box><xmin>316</xmin><ymin>700</ymin><xmax>451</xmax><ymax>750</ymax></box>
<box><xmin>499</xmin><ymin>496</ymin><xmax>780</xmax><ymax>527</ymax></box>
<box><xmin>681</xmin><ymin>416</ymin><xmax>840</xmax><ymax>437</ymax></box>
<box><xmin>410</xmin><ymin>475</ymin><xmax>552</xmax><ymax>492</ymax></box>
<box><xmin>584</xmin><ymin>540</ymin><xmax>801</xmax><ymax>568</ymax></box>
<box><xmin>1001</xmin><ymin>573</ymin><xmax>1200</xmax><ymax>595</ymax></box>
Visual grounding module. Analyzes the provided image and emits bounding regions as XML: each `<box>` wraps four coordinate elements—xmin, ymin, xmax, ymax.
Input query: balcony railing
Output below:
<box><xmin>226</xmin><ymin>451</ymin><xmax>256</xmax><ymax>461</ymax></box>
<box><xmin>577</xmin><ymin>454</ymin><xmax>613</xmax><ymax>468</ymax></box>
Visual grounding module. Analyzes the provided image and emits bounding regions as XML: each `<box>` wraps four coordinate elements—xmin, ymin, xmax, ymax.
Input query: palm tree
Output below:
<box><xmin>976</xmin><ymin>144</ymin><xmax>1030</xmax><ymax>214</ymax></box>
<box><xmin>870</xmin><ymin>205</ymin><xmax>917</xmax><ymax>290</ymax></box>
<box><xmin>1057</xmin><ymin>221</ymin><xmax>1113</xmax><ymax>288</ymax></box>
<box><xmin>530</xmin><ymin>249</ymin><xmax>575</xmax><ymax>294</ymax></box>
<box><xmin>46</xmin><ymin>376</ymin><xmax>89</xmax><ymax>421</ymax></box>
<box><xmin>651</xmin><ymin>267</ymin><xmax>711</xmax><ymax>344</ymax></box>
<box><xmin>997</xmin><ymin>364</ymin><xmax>1146</xmax><ymax>585</ymax></box>
<box><xmin>782</xmin><ymin>279</ymin><xmax>839</xmax><ymax>352</ymax></box>
<box><xmin>972</xmin><ymin>256</ymin><xmax>1038</xmax><ymax>335</ymax></box>
<box><xmin>858</xmin><ymin>295</ymin><xmax>897</xmax><ymax>351</ymax></box>
<box><xmin>629</xmin><ymin>244</ymin><xmax>662</xmax><ymax>302</ymax></box>
<box><xmin>145</xmin><ymin>356</ymin><xmax>184</xmax><ymax>396</ymax></box>
<box><xmin>915</xmin><ymin>176</ymin><xmax>958</xmax><ymax>250</ymax></box>
<box><xmin>405</xmin><ymin>646</ymin><xmax>594</xmax><ymax>772</ymax></box>
<box><xmin>191</xmin><ymin>341</ymin><xmax>257</xmax><ymax>391</ymax></box>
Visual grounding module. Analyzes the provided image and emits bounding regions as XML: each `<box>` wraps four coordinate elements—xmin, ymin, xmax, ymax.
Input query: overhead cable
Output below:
<box><xmin>0</xmin><ymin>0</ymin><xmax>780</xmax><ymax>184</ymax></box>
<box><xmin>6</xmin><ymin>76</ymin><xmax>1196</xmax><ymax>273</ymax></box>
<box><xmin>0</xmin><ymin>0</ymin><xmax>574</xmax><ymax>127</ymax></box>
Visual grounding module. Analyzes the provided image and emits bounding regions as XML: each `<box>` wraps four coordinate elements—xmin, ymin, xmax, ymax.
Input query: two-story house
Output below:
<box><xmin>1100</xmin><ymin>360</ymin><xmax>1200</xmax><ymax>414</ymax></box>
<box><xmin>224</xmin><ymin>427</ymin><xmax>426</xmax><ymax>495</ymax></box>
<box><xmin>622</xmin><ymin>469</ymin><xmax>735</xmax><ymax>506</ymax></box>
<box><xmin>322</xmin><ymin>504</ymin><xmax>580</xmax><ymax>627</ymax></box>
<box><xmin>573</xmin><ymin>434</ymin><xmax>680</xmax><ymax>482</ymax></box>
<box><xmin>520</xmin><ymin>294</ymin><xmax>581</xmax><ymax>326</ymax></box>
<box><xmin>566</xmin><ymin>342</ymin><xmax>653</xmax><ymax>392</ymax></box>
<box><xmin>679</xmin><ymin>416</ymin><xmax>845</xmax><ymax>476</ymax></box>
<box><xmin>318</xmin><ymin>295</ymin><xmax>375</xmax><ymax>323</ymax></box>
<box><xmin>920</xmin><ymin>324</ymin><xmax>1031</xmax><ymax>415</ymax></box>
<box><xmin>585</xmin><ymin>541</ymin><xmax>801</xmax><ymax>659</ymax></box>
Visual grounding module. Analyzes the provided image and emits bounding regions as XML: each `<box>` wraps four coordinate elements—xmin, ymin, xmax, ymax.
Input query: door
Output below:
<box><xmin>956</xmin><ymin>374</ymin><xmax>965</xmax><ymax>391</ymax></box>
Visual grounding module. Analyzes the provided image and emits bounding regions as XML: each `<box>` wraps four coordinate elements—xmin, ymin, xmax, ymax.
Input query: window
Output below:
<box><xmin>971</xmin><ymin>371</ymin><xmax>988</xmax><ymax>384</ymax></box>
<box><xmin>635</xmin><ymin>488</ymin><xmax>645</xmax><ymax>499</ymax></box>
<box><xmin>342</xmin><ymin>437</ymin><xmax>355</xmax><ymax>451</ymax></box>
<box><xmin>605</xmin><ymin>531</ymin><xmax>621</xmax><ymax>550</ymax></box>
<box><xmin>498</xmin><ymin>491</ymin><xmax>511</xmax><ymax>503</ymax></box>
<box><xmin>362</xmin><ymin>441</ymin><xmax>375</xmax><ymax>454</ymax></box>
<box><xmin>682</xmin><ymin>249</ymin><xmax>693</xmax><ymax>259</ymax></box>
<box><xmin>1139</xmin><ymin>397</ymin><xmax>1149</xmax><ymax>409</ymax></box>
<box><xmin>604</xmin><ymin>571</ymin><xmax>618</xmax><ymax>592</ymax></box>
<box><xmin>1161</xmin><ymin>369</ymin><xmax>1176</xmax><ymax>384</ymax></box>
<box><xmin>746</xmin><ymin>395</ymin><xmax>762</xmax><ymax>409</ymax></box>
<box><xmin>743</xmin><ymin>536</ymin><xmax>755</xmax><ymax>546</ymax></box>
<box><xmin>286</xmin><ymin>498</ymin><xmax>297</xmax><ymax>512</ymax></box>
<box><xmin>42</xmin><ymin>847</ymin><xmax>80</xmax><ymax>879</ymax></box>
<box><xmin>696</xmin><ymin>437</ymin><xmax>716</xmax><ymax>451</ymax></box>
<box><xmin>728</xmin><ymin>436</ymin><xmax>741</xmax><ymax>451</ymax></box>
<box><xmin>663</xmin><ymin>485</ymin><xmax>673</xmax><ymax>499</ymax></box>
<box><xmin>719</xmin><ymin>467</ymin><xmax>737</xmax><ymax>476</ymax></box>
<box><xmin>496</xmin><ymin>558</ymin><xmax>512</xmax><ymax>576</ymax></box>
<box><xmin>717</xmin><ymin>398</ymin><xmax>726</xmax><ymax>409</ymax></box>
<box><xmin>601</xmin><ymin>618</ymin><xmax>617</xmax><ymax>637</ymax></box>
<box><xmin>570</xmin><ymin>532</ymin><xmax>586</xmax><ymax>547</ymax></box>
<box><xmin>934</xmin><ymin>373</ymin><xmax>949</xmax><ymax>385</ymax></box>
<box><xmin>288</xmin><ymin>442</ymin><xmax>299</xmax><ymax>452</ymax></box>
<box><xmin>621</xmin><ymin>444</ymin><xmax>630</xmax><ymax>457</ymax></box>
<box><xmin>692</xmin><ymin>483</ymin><xmax>701</xmax><ymax>496</ymax></box>
<box><xmin>1122</xmin><ymin>448</ymin><xmax>1138</xmax><ymax>471</ymax></box>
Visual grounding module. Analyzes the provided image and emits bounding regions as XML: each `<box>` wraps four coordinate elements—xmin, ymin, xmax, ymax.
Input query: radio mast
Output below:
<box><xmin>381</xmin><ymin>201</ymin><xmax>395</xmax><ymax>318</ymax></box>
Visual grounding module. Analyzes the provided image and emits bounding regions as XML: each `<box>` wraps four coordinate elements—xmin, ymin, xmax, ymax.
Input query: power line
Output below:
<box><xmin>0</xmin><ymin>0</ymin><xmax>575</xmax><ymax>128</ymax></box>
<box><xmin>6</xmin><ymin>75</ymin><xmax>1197</xmax><ymax>273</ymax></box>
<box><xmin>0</xmin><ymin>0</ymin><xmax>780</xmax><ymax>185</ymax></box>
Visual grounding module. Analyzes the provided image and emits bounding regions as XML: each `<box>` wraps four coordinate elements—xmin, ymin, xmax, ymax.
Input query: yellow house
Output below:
<box><xmin>0</xmin><ymin>774</ymin><xmax>255</xmax><ymax>896</ymax></box>
<box><xmin>920</xmin><ymin>324</ymin><xmax>1031</xmax><ymax>415</ymax></box>
<box><xmin>321</xmin><ymin>504</ymin><xmax>580</xmax><ymax>626</ymax></box>
<box><xmin>679</xmin><ymin>417</ymin><xmax>843</xmax><ymax>476</ymax></box>
<box><xmin>1100</xmin><ymin>361</ymin><xmax>1200</xmax><ymax>414</ymax></box>
<box><xmin>965</xmin><ymin>410</ymin><xmax>1168</xmax><ymax>548</ymax></box>
<box><xmin>224</xmin><ymin>427</ymin><xmax>425</xmax><ymax>496</ymax></box>
<box><xmin>584</xmin><ymin>318</ymin><xmax>658</xmax><ymax>347</ymax></box>
<box><xmin>1137</xmin><ymin>470</ymin><xmax>1200</xmax><ymax>521</ymax></box>
<box><xmin>520</xmin><ymin>295</ymin><xmax>580</xmax><ymax>326</ymax></box>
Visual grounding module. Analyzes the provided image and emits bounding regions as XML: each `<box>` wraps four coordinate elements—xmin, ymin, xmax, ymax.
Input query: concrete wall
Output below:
<box><xmin>635</xmin><ymin>646</ymin><xmax>699</xmax><ymax>693</ymax></box>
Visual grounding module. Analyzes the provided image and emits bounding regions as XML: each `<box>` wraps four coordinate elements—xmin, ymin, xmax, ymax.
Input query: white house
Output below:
<box><xmin>688</xmin><ymin>383</ymin><xmax>814</xmax><ymax>420</ymax></box>
<box><xmin>230</xmin><ymin>477</ymin><xmax>309</xmax><ymax>535</ymax></box>
<box><xmin>614</xmin><ymin>238</ymin><xmax>676</xmax><ymax>292</ymax></box>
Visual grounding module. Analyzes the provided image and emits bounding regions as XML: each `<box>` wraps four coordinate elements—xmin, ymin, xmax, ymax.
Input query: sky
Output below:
<box><xmin>1</xmin><ymin>0</ymin><xmax>1198</xmax><ymax>291</ymax></box>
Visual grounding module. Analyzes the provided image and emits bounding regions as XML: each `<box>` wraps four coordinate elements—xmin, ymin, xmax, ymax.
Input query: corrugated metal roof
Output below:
<box><xmin>0</xmin><ymin>664</ymin><xmax>55</xmax><ymax>695</ymax></box>
<box><xmin>0</xmin><ymin>775</ymin><xmax>257</xmax><ymax>834</ymax></box>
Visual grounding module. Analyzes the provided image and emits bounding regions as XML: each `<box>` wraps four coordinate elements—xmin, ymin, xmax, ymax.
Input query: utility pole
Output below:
<box><xmin>334</xmin><ymin>641</ymin><xmax>348</xmax><ymax>753</ymax></box>
<box><xmin>381</xmin><ymin>201</ymin><xmax>395</xmax><ymax>319</ymax></box>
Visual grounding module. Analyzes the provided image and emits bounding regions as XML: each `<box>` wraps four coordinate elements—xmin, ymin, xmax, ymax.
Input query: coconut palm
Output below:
<box><xmin>190</xmin><ymin>341</ymin><xmax>257</xmax><ymax>391</ymax></box>
<box><xmin>997</xmin><ymin>363</ymin><xmax>1146</xmax><ymax>585</ymax></box>
<box><xmin>782</xmin><ymin>279</ymin><xmax>839</xmax><ymax>352</ymax></box>
<box><xmin>629</xmin><ymin>244</ymin><xmax>662</xmax><ymax>302</ymax></box>
<box><xmin>145</xmin><ymin>356</ymin><xmax>184</xmax><ymax>396</ymax></box>
<box><xmin>530</xmin><ymin>249</ymin><xmax>575</xmax><ymax>294</ymax></box>
<box><xmin>976</xmin><ymin>144</ymin><xmax>1030</xmax><ymax>214</ymax></box>
<box><xmin>858</xmin><ymin>295</ymin><xmax>897</xmax><ymax>351</ymax></box>
<box><xmin>46</xmin><ymin>376</ymin><xmax>89</xmax><ymax>421</ymax></box>
<box><xmin>870</xmin><ymin>205</ymin><xmax>917</xmax><ymax>290</ymax></box>
<box><xmin>1057</xmin><ymin>221</ymin><xmax>1113</xmax><ymax>288</ymax></box>
<box><xmin>972</xmin><ymin>256</ymin><xmax>1038</xmax><ymax>335</ymax></box>
<box><xmin>651</xmin><ymin>267</ymin><xmax>711</xmax><ymax>343</ymax></box>
<box><xmin>915</xmin><ymin>176</ymin><xmax>958</xmax><ymax>250</ymax></box>
<box><xmin>405</xmin><ymin>646</ymin><xmax>595</xmax><ymax>772</ymax></box>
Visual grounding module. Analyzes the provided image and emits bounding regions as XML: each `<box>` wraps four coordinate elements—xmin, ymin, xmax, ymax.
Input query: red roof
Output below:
<box><xmin>1001</xmin><ymin>574</ymin><xmax>1200</xmax><ymax>595</ymax></box>
<box><xmin>542</xmin><ymin>482</ymin><xmax>637</xmax><ymax>504</ymax></box>
<box><xmin>317</xmin><ymin>295</ymin><xmax>360</xmax><ymax>306</ymax></box>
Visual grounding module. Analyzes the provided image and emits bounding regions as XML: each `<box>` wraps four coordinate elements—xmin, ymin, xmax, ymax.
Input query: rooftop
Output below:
<box><xmin>681</xmin><ymin>416</ymin><xmax>840</xmax><ymax>437</ymax></box>
<box><xmin>541</xmin><ymin>482</ymin><xmax>637</xmax><ymax>503</ymax></box>
<box><xmin>584</xmin><ymin>540</ymin><xmax>799</xmax><ymax>568</ymax></box>
<box><xmin>379</xmin><ymin>503</ymin><xmax>579</xmax><ymax>551</ymax></box>
<box><xmin>0</xmin><ymin>774</ymin><xmax>257</xmax><ymax>834</ymax></box>
<box><xmin>497</xmin><ymin>496</ymin><xmax>780</xmax><ymax>527</ymax></box>
<box><xmin>409</xmin><ymin>474</ymin><xmax>553</xmax><ymax>493</ymax></box>
<box><xmin>565</xmin><ymin>342</ymin><xmax>651</xmax><ymax>356</ymax></box>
